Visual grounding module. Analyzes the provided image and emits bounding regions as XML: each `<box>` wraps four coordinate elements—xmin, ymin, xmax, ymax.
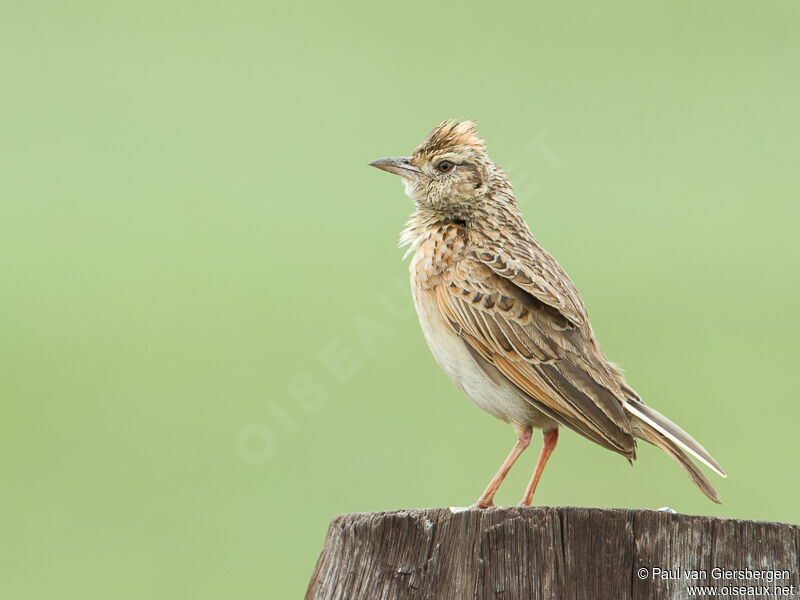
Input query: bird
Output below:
<box><xmin>369</xmin><ymin>120</ymin><xmax>726</xmax><ymax>507</ymax></box>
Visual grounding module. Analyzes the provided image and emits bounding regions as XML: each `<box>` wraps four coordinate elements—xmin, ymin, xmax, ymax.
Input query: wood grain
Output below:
<box><xmin>305</xmin><ymin>507</ymin><xmax>800</xmax><ymax>599</ymax></box>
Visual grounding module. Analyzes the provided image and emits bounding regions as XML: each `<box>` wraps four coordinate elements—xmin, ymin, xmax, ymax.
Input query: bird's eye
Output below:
<box><xmin>436</xmin><ymin>160</ymin><xmax>455</xmax><ymax>173</ymax></box>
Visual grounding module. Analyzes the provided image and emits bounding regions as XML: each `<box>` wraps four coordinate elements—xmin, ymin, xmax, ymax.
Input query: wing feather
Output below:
<box><xmin>435</xmin><ymin>258</ymin><xmax>636</xmax><ymax>456</ymax></box>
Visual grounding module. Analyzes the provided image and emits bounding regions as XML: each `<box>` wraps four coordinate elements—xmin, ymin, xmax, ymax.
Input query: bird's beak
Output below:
<box><xmin>368</xmin><ymin>156</ymin><xmax>421</xmax><ymax>179</ymax></box>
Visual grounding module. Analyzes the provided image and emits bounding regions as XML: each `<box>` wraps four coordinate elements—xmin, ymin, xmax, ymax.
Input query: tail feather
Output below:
<box><xmin>624</xmin><ymin>400</ymin><xmax>726</xmax><ymax>477</ymax></box>
<box><xmin>623</xmin><ymin>399</ymin><xmax>725</xmax><ymax>504</ymax></box>
<box><xmin>635</xmin><ymin>424</ymin><xmax>722</xmax><ymax>504</ymax></box>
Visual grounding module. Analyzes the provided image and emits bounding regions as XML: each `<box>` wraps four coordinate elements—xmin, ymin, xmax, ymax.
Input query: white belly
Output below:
<box><xmin>410</xmin><ymin>278</ymin><xmax>545</xmax><ymax>428</ymax></box>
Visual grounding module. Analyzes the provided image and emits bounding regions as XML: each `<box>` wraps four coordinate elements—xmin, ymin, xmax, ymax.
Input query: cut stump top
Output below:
<box><xmin>306</xmin><ymin>506</ymin><xmax>800</xmax><ymax>600</ymax></box>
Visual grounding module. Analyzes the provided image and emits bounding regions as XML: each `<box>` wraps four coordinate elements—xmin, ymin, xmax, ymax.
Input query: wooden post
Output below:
<box><xmin>306</xmin><ymin>507</ymin><xmax>800</xmax><ymax>599</ymax></box>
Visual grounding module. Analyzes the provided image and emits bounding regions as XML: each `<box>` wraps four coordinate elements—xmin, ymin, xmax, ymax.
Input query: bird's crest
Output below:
<box><xmin>413</xmin><ymin>120</ymin><xmax>485</xmax><ymax>159</ymax></box>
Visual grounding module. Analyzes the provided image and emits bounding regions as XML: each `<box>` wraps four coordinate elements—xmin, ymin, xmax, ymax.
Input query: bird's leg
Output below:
<box><xmin>472</xmin><ymin>427</ymin><xmax>532</xmax><ymax>509</ymax></box>
<box><xmin>518</xmin><ymin>428</ymin><xmax>559</xmax><ymax>506</ymax></box>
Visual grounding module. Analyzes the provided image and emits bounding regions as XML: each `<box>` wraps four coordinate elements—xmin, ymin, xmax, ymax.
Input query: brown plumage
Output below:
<box><xmin>370</xmin><ymin>120</ymin><xmax>725</xmax><ymax>507</ymax></box>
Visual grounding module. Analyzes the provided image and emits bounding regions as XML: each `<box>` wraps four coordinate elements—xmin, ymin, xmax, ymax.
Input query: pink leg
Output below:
<box><xmin>519</xmin><ymin>429</ymin><xmax>559</xmax><ymax>506</ymax></box>
<box><xmin>473</xmin><ymin>427</ymin><xmax>532</xmax><ymax>509</ymax></box>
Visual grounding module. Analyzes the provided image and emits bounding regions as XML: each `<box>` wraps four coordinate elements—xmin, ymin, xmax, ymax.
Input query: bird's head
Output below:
<box><xmin>370</xmin><ymin>120</ymin><xmax>493</xmax><ymax>214</ymax></box>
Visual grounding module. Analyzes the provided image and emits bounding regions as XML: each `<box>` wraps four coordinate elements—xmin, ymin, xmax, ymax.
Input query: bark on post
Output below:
<box><xmin>305</xmin><ymin>507</ymin><xmax>800</xmax><ymax>599</ymax></box>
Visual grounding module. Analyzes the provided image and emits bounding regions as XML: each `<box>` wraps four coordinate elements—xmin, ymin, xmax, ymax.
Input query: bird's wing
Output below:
<box><xmin>435</xmin><ymin>256</ymin><xmax>635</xmax><ymax>456</ymax></box>
<box><xmin>471</xmin><ymin>219</ymin><xmax>592</xmax><ymax>337</ymax></box>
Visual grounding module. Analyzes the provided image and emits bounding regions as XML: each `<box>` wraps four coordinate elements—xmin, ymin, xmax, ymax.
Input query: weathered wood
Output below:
<box><xmin>306</xmin><ymin>507</ymin><xmax>800</xmax><ymax>599</ymax></box>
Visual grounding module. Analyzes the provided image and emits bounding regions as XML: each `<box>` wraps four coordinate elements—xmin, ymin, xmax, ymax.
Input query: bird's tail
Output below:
<box><xmin>624</xmin><ymin>399</ymin><xmax>726</xmax><ymax>504</ymax></box>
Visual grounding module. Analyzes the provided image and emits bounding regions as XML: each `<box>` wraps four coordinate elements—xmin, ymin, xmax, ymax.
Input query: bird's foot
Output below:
<box><xmin>471</xmin><ymin>498</ymin><xmax>494</xmax><ymax>509</ymax></box>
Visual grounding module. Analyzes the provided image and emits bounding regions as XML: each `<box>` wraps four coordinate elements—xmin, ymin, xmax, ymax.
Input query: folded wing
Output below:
<box><xmin>435</xmin><ymin>255</ymin><xmax>636</xmax><ymax>457</ymax></box>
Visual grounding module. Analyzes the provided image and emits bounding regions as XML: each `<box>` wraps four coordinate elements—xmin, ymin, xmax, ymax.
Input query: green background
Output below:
<box><xmin>2</xmin><ymin>1</ymin><xmax>798</xmax><ymax>597</ymax></box>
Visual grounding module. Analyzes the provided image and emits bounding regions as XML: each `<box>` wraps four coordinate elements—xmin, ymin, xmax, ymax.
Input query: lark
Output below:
<box><xmin>370</xmin><ymin>120</ymin><xmax>726</xmax><ymax>507</ymax></box>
